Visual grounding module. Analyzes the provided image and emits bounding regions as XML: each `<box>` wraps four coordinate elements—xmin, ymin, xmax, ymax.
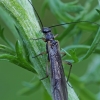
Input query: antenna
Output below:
<box><xmin>28</xmin><ymin>0</ymin><xmax>44</xmax><ymax>28</ymax></box>
<box><xmin>28</xmin><ymin>0</ymin><xmax>99</xmax><ymax>29</ymax></box>
<box><xmin>49</xmin><ymin>21</ymin><xmax>100</xmax><ymax>28</ymax></box>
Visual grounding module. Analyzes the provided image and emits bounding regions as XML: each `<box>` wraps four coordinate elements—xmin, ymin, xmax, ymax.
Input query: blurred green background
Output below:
<box><xmin>0</xmin><ymin>0</ymin><xmax>100</xmax><ymax>100</ymax></box>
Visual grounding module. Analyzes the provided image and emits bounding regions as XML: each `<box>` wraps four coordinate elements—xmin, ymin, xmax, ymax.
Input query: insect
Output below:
<box><xmin>43</xmin><ymin>27</ymin><xmax>69</xmax><ymax>100</ymax></box>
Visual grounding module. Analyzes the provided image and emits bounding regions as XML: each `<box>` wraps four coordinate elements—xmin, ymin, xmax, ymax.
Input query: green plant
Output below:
<box><xmin>0</xmin><ymin>0</ymin><xmax>100</xmax><ymax>100</ymax></box>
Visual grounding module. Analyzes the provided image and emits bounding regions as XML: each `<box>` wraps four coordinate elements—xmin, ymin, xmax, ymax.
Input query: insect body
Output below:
<box><xmin>42</xmin><ymin>27</ymin><xmax>68</xmax><ymax>100</ymax></box>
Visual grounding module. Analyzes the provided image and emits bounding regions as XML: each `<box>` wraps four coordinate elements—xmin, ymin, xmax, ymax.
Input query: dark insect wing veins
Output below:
<box><xmin>47</xmin><ymin>40</ymin><xmax>68</xmax><ymax>100</ymax></box>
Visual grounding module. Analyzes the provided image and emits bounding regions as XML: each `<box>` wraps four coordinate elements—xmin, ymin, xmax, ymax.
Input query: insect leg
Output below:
<box><xmin>32</xmin><ymin>51</ymin><xmax>47</xmax><ymax>58</ymax></box>
<box><xmin>54</xmin><ymin>34</ymin><xmax>58</xmax><ymax>38</ymax></box>
<box><xmin>64</xmin><ymin>61</ymin><xmax>72</xmax><ymax>82</ymax></box>
<box><xmin>61</xmin><ymin>52</ymin><xmax>72</xmax><ymax>82</ymax></box>
<box><xmin>61</xmin><ymin>52</ymin><xmax>66</xmax><ymax>57</ymax></box>
<box><xmin>30</xmin><ymin>37</ymin><xmax>46</xmax><ymax>41</ymax></box>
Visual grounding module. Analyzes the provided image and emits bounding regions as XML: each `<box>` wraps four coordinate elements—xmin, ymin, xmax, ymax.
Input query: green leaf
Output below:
<box><xmin>15</xmin><ymin>40</ymin><xmax>25</xmax><ymax>59</ymax></box>
<box><xmin>0</xmin><ymin>44</ymin><xmax>15</xmax><ymax>54</ymax></box>
<box><xmin>0</xmin><ymin>53</ymin><xmax>36</xmax><ymax>73</ymax></box>
<box><xmin>96</xmin><ymin>9</ymin><xmax>100</xmax><ymax>15</ymax></box>
<box><xmin>63</xmin><ymin>2</ymin><xmax>83</xmax><ymax>13</ymax></box>
<box><xmin>63</xmin><ymin>45</ymin><xmax>100</xmax><ymax>55</ymax></box>
<box><xmin>62</xmin><ymin>48</ymin><xmax>79</xmax><ymax>63</ymax></box>
<box><xmin>41</xmin><ymin>0</ymin><xmax>49</xmax><ymax>16</ymax></box>
<box><xmin>47</xmin><ymin>0</ymin><xmax>74</xmax><ymax>22</ymax></box>
<box><xmin>0</xmin><ymin>26</ymin><xmax>4</xmax><ymax>34</ymax></box>
<box><xmin>15</xmin><ymin>40</ymin><xmax>36</xmax><ymax>73</ymax></box>
<box><xmin>78</xmin><ymin>23</ymin><xmax>98</xmax><ymax>31</ymax></box>
<box><xmin>69</xmin><ymin>49</ymin><xmax>79</xmax><ymax>62</ymax></box>
<box><xmin>80</xmin><ymin>27</ymin><xmax>100</xmax><ymax>61</ymax></box>
<box><xmin>0</xmin><ymin>53</ymin><xmax>17</xmax><ymax>62</ymax></box>
<box><xmin>0</xmin><ymin>26</ymin><xmax>14</xmax><ymax>49</ymax></box>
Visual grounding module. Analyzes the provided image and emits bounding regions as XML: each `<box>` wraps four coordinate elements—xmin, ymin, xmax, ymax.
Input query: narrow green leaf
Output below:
<box><xmin>63</xmin><ymin>3</ymin><xmax>83</xmax><ymax>13</ymax></box>
<box><xmin>66</xmin><ymin>0</ymin><xmax>79</xmax><ymax>5</ymax></box>
<box><xmin>0</xmin><ymin>44</ymin><xmax>15</xmax><ymax>54</ymax></box>
<box><xmin>64</xmin><ymin>45</ymin><xmax>100</xmax><ymax>54</ymax></box>
<box><xmin>96</xmin><ymin>9</ymin><xmax>100</xmax><ymax>15</ymax></box>
<box><xmin>0</xmin><ymin>53</ymin><xmax>36</xmax><ymax>73</ymax></box>
<box><xmin>41</xmin><ymin>0</ymin><xmax>49</xmax><ymax>16</ymax></box>
<box><xmin>78</xmin><ymin>23</ymin><xmax>98</xmax><ymax>31</ymax></box>
<box><xmin>15</xmin><ymin>40</ymin><xmax>37</xmax><ymax>73</ymax></box>
<box><xmin>80</xmin><ymin>28</ymin><xmax>100</xmax><ymax>61</ymax></box>
<box><xmin>48</xmin><ymin>0</ymin><xmax>74</xmax><ymax>22</ymax></box>
<box><xmin>0</xmin><ymin>26</ymin><xmax>14</xmax><ymax>49</ymax></box>
<box><xmin>15</xmin><ymin>40</ymin><xmax>25</xmax><ymax>59</ymax></box>
<box><xmin>0</xmin><ymin>26</ymin><xmax>4</xmax><ymax>34</ymax></box>
<box><xmin>0</xmin><ymin>53</ymin><xmax>17</xmax><ymax>62</ymax></box>
<box><xmin>62</xmin><ymin>49</ymin><xmax>79</xmax><ymax>62</ymax></box>
<box><xmin>69</xmin><ymin>50</ymin><xmax>79</xmax><ymax>62</ymax></box>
